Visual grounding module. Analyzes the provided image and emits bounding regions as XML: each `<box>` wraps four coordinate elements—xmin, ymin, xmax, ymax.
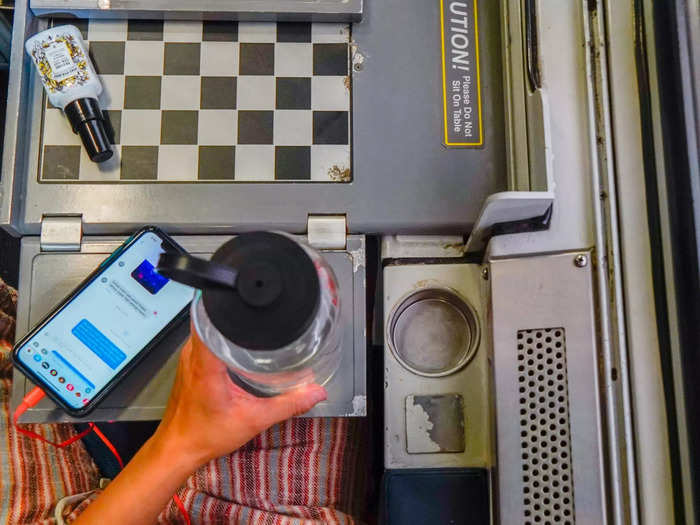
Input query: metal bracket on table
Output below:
<box><xmin>40</xmin><ymin>214</ymin><xmax>83</xmax><ymax>252</ymax></box>
<box><xmin>464</xmin><ymin>0</ymin><xmax>554</xmax><ymax>255</ymax></box>
<box><xmin>307</xmin><ymin>215</ymin><xmax>347</xmax><ymax>251</ymax></box>
<box><xmin>464</xmin><ymin>97</ymin><xmax>554</xmax><ymax>254</ymax></box>
<box><xmin>464</xmin><ymin>191</ymin><xmax>553</xmax><ymax>254</ymax></box>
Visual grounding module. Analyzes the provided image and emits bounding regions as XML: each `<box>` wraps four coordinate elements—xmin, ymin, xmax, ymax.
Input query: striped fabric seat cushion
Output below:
<box><xmin>0</xmin><ymin>368</ymin><xmax>102</xmax><ymax>525</ymax></box>
<box><xmin>0</xmin><ymin>276</ymin><xmax>102</xmax><ymax>525</ymax></box>
<box><xmin>61</xmin><ymin>419</ymin><xmax>367</xmax><ymax>524</ymax></box>
<box><xmin>159</xmin><ymin>417</ymin><xmax>367</xmax><ymax>524</ymax></box>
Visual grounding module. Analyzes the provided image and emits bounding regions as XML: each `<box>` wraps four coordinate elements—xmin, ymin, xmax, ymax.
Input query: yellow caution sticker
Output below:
<box><xmin>440</xmin><ymin>0</ymin><xmax>483</xmax><ymax>147</ymax></box>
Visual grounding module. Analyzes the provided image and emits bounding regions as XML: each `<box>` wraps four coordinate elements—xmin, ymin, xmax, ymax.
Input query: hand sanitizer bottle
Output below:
<box><xmin>26</xmin><ymin>25</ymin><xmax>112</xmax><ymax>163</ymax></box>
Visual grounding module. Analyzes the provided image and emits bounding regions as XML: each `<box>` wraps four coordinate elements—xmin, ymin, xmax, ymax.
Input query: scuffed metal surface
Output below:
<box><xmin>406</xmin><ymin>394</ymin><xmax>465</xmax><ymax>454</ymax></box>
<box><xmin>348</xmin><ymin>236</ymin><xmax>365</xmax><ymax>274</ymax></box>
<box><xmin>349</xmin><ymin>248</ymin><xmax>365</xmax><ymax>273</ymax></box>
<box><xmin>406</xmin><ymin>396</ymin><xmax>441</xmax><ymax>453</ymax></box>
<box><xmin>351</xmin><ymin>394</ymin><xmax>367</xmax><ymax>416</ymax></box>
<box><xmin>351</xmin><ymin>47</ymin><xmax>365</xmax><ymax>69</ymax></box>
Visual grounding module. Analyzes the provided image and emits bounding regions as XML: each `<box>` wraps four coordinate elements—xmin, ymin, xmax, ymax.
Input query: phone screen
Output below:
<box><xmin>15</xmin><ymin>230</ymin><xmax>194</xmax><ymax>410</ymax></box>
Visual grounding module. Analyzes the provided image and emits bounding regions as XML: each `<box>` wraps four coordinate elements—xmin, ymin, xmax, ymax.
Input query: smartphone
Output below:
<box><xmin>12</xmin><ymin>226</ymin><xmax>194</xmax><ymax>417</ymax></box>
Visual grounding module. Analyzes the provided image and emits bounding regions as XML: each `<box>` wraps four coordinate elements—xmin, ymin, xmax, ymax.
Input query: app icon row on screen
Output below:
<box><xmin>25</xmin><ymin>345</ymin><xmax>91</xmax><ymax>405</ymax></box>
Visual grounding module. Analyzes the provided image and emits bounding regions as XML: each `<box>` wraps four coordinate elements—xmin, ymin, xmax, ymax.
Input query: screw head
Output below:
<box><xmin>481</xmin><ymin>267</ymin><xmax>489</xmax><ymax>280</ymax></box>
<box><xmin>574</xmin><ymin>254</ymin><xmax>588</xmax><ymax>268</ymax></box>
<box><xmin>353</xmin><ymin>62</ymin><xmax>363</xmax><ymax>72</ymax></box>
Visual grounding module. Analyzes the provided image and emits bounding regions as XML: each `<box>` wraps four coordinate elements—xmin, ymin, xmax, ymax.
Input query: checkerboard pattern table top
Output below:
<box><xmin>39</xmin><ymin>20</ymin><xmax>352</xmax><ymax>183</ymax></box>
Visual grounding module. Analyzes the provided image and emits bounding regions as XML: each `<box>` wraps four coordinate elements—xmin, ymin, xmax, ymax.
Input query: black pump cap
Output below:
<box><xmin>64</xmin><ymin>98</ymin><xmax>113</xmax><ymax>163</ymax></box>
<box><xmin>203</xmin><ymin>232</ymin><xmax>320</xmax><ymax>351</ymax></box>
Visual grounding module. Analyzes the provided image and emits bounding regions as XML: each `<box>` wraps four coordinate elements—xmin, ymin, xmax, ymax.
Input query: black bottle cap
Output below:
<box><xmin>64</xmin><ymin>98</ymin><xmax>113</xmax><ymax>163</ymax></box>
<box><xmin>203</xmin><ymin>232</ymin><xmax>320</xmax><ymax>351</ymax></box>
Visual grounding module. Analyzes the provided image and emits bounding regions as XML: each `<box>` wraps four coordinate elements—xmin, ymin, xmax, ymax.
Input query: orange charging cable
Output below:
<box><xmin>13</xmin><ymin>386</ymin><xmax>94</xmax><ymax>446</ymax></box>
<box><xmin>13</xmin><ymin>386</ymin><xmax>190</xmax><ymax>524</ymax></box>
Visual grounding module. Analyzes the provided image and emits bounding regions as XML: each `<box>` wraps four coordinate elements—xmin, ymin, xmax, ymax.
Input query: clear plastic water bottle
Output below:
<box><xmin>158</xmin><ymin>232</ymin><xmax>342</xmax><ymax>396</ymax></box>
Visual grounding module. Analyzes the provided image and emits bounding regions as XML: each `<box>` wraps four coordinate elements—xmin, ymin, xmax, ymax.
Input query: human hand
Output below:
<box><xmin>150</xmin><ymin>323</ymin><xmax>327</xmax><ymax>468</ymax></box>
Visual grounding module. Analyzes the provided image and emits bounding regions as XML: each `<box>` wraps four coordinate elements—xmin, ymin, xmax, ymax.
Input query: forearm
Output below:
<box><xmin>73</xmin><ymin>433</ymin><xmax>199</xmax><ymax>525</ymax></box>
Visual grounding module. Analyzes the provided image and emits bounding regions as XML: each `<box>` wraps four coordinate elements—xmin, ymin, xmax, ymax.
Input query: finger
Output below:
<box><xmin>257</xmin><ymin>385</ymin><xmax>328</xmax><ymax>426</ymax></box>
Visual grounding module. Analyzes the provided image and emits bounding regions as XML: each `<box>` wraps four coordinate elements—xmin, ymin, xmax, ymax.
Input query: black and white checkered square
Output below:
<box><xmin>40</xmin><ymin>20</ymin><xmax>351</xmax><ymax>182</ymax></box>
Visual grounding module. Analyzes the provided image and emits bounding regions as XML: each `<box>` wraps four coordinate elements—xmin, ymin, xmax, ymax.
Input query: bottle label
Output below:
<box><xmin>44</xmin><ymin>41</ymin><xmax>79</xmax><ymax>82</ymax></box>
<box><xmin>30</xmin><ymin>32</ymin><xmax>90</xmax><ymax>93</ymax></box>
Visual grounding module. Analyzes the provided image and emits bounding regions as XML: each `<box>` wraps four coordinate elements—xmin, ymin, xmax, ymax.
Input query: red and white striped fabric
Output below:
<box><xmin>0</xmin><ymin>368</ymin><xmax>102</xmax><ymax>525</ymax></box>
<box><xmin>0</xmin><ymin>277</ymin><xmax>102</xmax><ymax>525</ymax></box>
<box><xmin>63</xmin><ymin>418</ymin><xmax>367</xmax><ymax>524</ymax></box>
<box><xmin>165</xmin><ymin>415</ymin><xmax>366</xmax><ymax>524</ymax></box>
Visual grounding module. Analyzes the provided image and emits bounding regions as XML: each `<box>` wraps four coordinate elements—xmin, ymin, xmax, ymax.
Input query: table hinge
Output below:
<box><xmin>307</xmin><ymin>215</ymin><xmax>347</xmax><ymax>250</ymax></box>
<box><xmin>40</xmin><ymin>215</ymin><xmax>83</xmax><ymax>252</ymax></box>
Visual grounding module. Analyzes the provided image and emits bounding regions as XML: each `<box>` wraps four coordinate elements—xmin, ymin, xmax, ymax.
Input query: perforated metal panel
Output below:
<box><xmin>517</xmin><ymin>328</ymin><xmax>575</xmax><ymax>524</ymax></box>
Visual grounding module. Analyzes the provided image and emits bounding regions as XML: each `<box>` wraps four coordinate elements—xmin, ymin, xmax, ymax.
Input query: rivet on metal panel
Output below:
<box><xmin>482</xmin><ymin>267</ymin><xmax>489</xmax><ymax>280</ymax></box>
<box><xmin>574</xmin><ymin>254</ymin><xmax>588</xmax><ymax>268</ymax></box>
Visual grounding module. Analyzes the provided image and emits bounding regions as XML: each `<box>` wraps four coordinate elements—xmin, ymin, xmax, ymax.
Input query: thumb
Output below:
<box><xmin>259</xmin><ymin>384</ymin><xmax>328</xmax><ymax>426</ymax></box>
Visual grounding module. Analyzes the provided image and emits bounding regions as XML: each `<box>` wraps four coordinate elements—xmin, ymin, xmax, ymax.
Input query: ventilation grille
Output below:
<box><xmin>517</xmin><ymin>328</ymin><xmax>575</xmax><ymax>524</ymax></box>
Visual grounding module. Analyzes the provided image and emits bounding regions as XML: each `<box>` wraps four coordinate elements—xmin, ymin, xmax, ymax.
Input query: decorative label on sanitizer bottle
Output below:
<box><xmin>44</xmin><ymin>40</ymin><xmax>79</xmax><ymax>82</ymax></box>
<box><xmin>29</xmin><ymin>32</ymin><xmax>90</xmax><ymax>93</ymax></box>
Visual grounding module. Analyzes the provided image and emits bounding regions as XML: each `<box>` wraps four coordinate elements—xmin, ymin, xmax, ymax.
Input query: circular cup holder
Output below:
<box><xmin>387</xmin><ymin>288</ymin><xmax>480</xmax><ymax>377</ymax></box>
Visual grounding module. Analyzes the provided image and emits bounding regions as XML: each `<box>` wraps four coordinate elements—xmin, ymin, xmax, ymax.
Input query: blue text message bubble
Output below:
<box><xmin>72</xmin><ymin>319</ymin><xmax>126</xmax><ymax>370</ymax></box>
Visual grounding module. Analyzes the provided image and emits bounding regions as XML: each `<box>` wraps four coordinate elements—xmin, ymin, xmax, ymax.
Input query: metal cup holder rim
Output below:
<box><xmin>386</xmin><ymin>286</ymin><xmax>481</xmax><ymax>378</ymax></box>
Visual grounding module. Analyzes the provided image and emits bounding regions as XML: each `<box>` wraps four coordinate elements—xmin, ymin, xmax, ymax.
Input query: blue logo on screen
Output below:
<box><xmin>72</xmin><ymin>319</ymin><xmax>126</xmax><ymax>370</ymax></box>
<box><xmin>131</xmin><ymin>259</ymin><xmax>169</xmax><ymax>295</ymax></box>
